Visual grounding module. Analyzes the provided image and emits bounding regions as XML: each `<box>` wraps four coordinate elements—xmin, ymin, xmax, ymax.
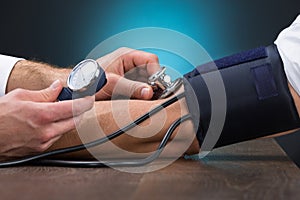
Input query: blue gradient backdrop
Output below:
<box><xmin>1</xmin><ymin>0</ymin><xmax>298</xmax><ymax>67</ymax></box>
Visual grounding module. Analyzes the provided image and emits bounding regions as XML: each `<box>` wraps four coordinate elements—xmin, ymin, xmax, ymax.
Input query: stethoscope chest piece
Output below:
<box><xmin>148</xmin><ymin>67</ymin><xmax>183</xmax><ymax>99</ymax></box>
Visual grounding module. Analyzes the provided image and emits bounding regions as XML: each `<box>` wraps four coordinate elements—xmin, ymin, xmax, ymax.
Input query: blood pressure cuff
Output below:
<box><xmin>183</xmin><ymin>44</ymin><xmax>300</xmax><ymax>148</ymax></box>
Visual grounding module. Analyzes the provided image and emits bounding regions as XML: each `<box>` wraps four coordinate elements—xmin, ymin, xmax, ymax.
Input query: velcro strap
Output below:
<box><xmin>251</xmin><ymin>64</ymin><xmax>278</xmax><ymax>100</ymax></box>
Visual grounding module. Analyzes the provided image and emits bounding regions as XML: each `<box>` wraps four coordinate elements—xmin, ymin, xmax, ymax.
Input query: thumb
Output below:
<box><xmin>33</xmin><ymin>80</ymin><xmax>63</xmax><ymax>102</ymax></box>
<box><xmin>115</xmin><ymin>77</ymin><xmax>153</xmax><ymax>100</ymax></box>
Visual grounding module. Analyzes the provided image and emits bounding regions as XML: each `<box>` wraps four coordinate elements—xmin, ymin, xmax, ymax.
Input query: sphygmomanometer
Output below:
<box><xmin>57</xmin><ymin>59</ymin><xmax>107</xmax><ymax>101</ymax></box>
<box><xmin>0</xmin><ymin>44</ymin><xmax>299</xmax><ymax>167</ymax></box>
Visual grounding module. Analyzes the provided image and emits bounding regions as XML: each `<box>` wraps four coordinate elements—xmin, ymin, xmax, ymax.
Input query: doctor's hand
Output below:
<box><xmin>95</xmin><ymin>47</ymin><xmax>161</xmax><ymax>100</ymax></box>
<box><xmin>0</xmin><ymin>80</ymin><xmax>93</xmax><ymax>158</ymax></box>
<box><xmin>6</xmin><ymin>48</ymin><xmax>160</xmax><ymax>101</ymax></box>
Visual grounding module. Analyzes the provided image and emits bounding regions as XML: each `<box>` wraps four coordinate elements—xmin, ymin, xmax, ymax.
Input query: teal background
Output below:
<box><xmin>1</xmin><ymin>0</ymin><xmax>300</xmax><ymax>166</ymax></box>
<box><xmin>1</xmin><ymin>0</ymin><xmax>299</xmax><ymax>66</ymax></box>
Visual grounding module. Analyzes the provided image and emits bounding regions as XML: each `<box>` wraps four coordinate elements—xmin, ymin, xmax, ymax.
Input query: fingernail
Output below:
<box><xmin>50</xmin><ymin>80</ymin><xmax>60</xmax><ymax>90</ymax></box>
<box><xmin>141</xmin><ymin>87</ymin><xmax>150</xmax><ymax>98</ymax></box>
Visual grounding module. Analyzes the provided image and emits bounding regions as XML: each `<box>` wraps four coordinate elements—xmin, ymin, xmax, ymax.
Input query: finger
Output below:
<box><xmin>96</xmin><ymin>47</ymin><xmax>133</xmax><ymax>70</ymax></box>
<box><xmin>121</xmin><ymin>50</ymin><xmax>161</xmax><ymax>75</ymax></box>
<box><xmin>15</xmin><ymin>80</ymin><xmax>63</xmax><ymax>102</ymax></box>
<box><xmin>43</xmin><ymin>115</ymin><xmax>83</xmax><ymax>143</ymax></box>
<box><xmin>37</xmin><ymin>96</ymin><xmax>94</xmax><ymax>122</ymax></box>
<box><xmin>114</xmin><ymin>76</ymin><xmax>154</xmax><ymax>100</ymax></box>
<box><xmin>40</xmin><ymin>134</ymin><xmax>63</xmax><ymax>152</ymax></box>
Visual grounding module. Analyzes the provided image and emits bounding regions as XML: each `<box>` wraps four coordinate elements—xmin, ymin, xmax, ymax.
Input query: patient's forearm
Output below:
<box><xmin>48</xmin><ymin>96</ymin><xmax>200</xmax><ymax>159</ymax></box>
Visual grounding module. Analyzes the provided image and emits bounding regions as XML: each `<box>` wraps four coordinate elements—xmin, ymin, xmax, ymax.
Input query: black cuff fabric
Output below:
<box><xmin>184</xmin><ymin>44</ymin><xmax>300</xmax><ymax>148</ymax></box>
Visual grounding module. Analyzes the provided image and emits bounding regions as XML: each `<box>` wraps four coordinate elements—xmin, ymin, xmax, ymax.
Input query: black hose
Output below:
<box><xmin>31</xmin><ymin>114</ymin><xmax>191</xmax><ymax>167</ymax></box>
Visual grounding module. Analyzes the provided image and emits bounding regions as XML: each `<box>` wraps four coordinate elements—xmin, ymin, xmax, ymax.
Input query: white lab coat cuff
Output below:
<box><xmin>274</xmin><ymin>15</ymin><xmax>300</xmax><ymax>96</ymax></box>
<box><xmin>0</xmin><ymin>55</ymin><xmax>24</xmax><ymax>96</ymax></box>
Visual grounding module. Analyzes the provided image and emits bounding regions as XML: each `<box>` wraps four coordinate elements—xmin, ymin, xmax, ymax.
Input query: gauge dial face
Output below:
<box><xmin>68</xmin><ymin>60</ymin><xmax>99</xmax><ymax>91</ymax></box>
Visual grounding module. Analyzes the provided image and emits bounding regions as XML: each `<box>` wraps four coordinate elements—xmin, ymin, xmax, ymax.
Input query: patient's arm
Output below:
<box><xmin>48</xmin><ymin>83</ymin><xmax>300</xmax><ymax>160</ymax></box>
<box><xmin>48</xmin><ymin>91</ymin><xmax>200</xmax><ymax>159</ymax></box>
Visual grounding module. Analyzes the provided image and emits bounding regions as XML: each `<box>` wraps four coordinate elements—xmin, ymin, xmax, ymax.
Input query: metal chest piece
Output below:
<box><xmin>148</xmin><ymin>67</ymin><xmax>183</xmax><ymax>99</ymax></box>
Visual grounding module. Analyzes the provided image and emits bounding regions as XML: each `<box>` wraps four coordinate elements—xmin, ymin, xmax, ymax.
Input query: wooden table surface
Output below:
<box><xmin>0</xmin><ymin>138</ymin><xmax>299</xmax><ymax>200</ymax></box>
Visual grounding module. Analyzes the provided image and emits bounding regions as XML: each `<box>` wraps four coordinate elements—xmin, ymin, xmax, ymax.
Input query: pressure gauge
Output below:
<box><xmin>58</xmin><ymin>59</ymin><xmax>107</xmax><ymax>101</ymax></box>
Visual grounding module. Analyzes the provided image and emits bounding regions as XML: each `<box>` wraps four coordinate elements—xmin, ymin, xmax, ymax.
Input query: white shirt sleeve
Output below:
<box><xmin>275</xmin><ymin>15</ymin><xmax>300</xmax><ymax>95</ymax></box>
<box><xmin>0</xmin><ymin>55</ymin><xmax>24</xmax><ymax>96</ymax></box>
